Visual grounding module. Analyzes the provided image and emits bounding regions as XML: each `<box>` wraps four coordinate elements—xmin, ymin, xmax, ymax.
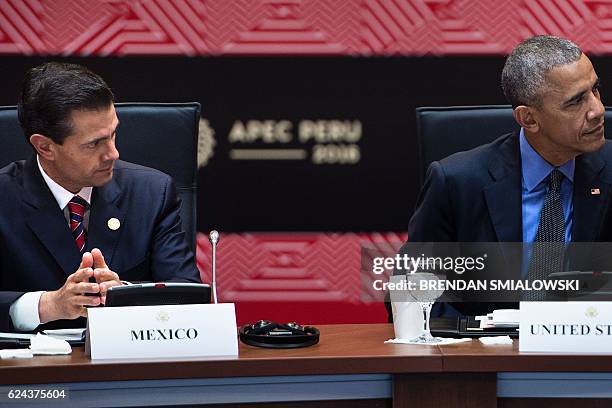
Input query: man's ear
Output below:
<box><xmin>29</xmin><ymin>134</ymin><xmax>56</xmax><ymax>160</ymax></box>
<box><xmin>513</xmin><ymin>105</ymin><xmax>539</xmax><ymax>133</ymax></box>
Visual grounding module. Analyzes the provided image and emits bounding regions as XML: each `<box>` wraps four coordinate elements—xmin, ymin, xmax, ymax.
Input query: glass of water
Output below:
<box><xmin>405</xmin><ymin>272</ymin><xmax>445</xmax><ymax>343</ymax></box>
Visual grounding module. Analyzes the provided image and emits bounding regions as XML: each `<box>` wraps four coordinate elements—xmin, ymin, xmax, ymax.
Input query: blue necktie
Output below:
<box><xmin>525</xmin><ymin>169</ymin><xmax>565</xmax><ymax>300</ymax></box>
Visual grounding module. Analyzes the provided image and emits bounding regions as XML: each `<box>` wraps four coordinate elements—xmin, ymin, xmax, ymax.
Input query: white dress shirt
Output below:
<box><xmin>8</xmin><ymin>156</ymin><xmax>92</xmax><ymax>331</ymax></box>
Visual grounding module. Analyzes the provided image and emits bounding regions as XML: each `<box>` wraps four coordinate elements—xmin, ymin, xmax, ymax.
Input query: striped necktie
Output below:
<box><xmin>68</xmin><ymin>195</ymin><xmax>88</xmax><ymax>252</ymax></box>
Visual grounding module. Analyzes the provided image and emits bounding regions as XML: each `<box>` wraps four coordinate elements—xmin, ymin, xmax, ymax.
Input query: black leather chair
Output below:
<box><xmin>0</xmin><ymin>102</ymin><xmax>201</xmax><ymax>253</ymax></box>
<box><xmin>416</xmin><ymin>105</ymin><xmax>612</xmax><ymax>184</ymax></box>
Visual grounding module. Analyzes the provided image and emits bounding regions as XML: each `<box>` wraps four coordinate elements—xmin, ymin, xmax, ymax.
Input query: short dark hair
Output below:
<box><xmin>501</xmin><ymin>35</ymin><xmax>582</xmax><ymax>108</ymax></box>
<box><xmin>18</xmin><ymin>62</ymin><xmax>114</xmax><ymax>146</ymax></box>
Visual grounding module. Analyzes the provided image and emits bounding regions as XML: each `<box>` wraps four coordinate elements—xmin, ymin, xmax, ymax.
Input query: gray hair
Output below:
<box><xmin>501</xmin><ymin>35</ymin><xmax>582</xmax><ymax>108</ymax></box>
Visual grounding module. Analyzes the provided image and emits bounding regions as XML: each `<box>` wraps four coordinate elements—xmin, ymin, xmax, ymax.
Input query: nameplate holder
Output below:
<box><xmin>85</xmin><ymin>303</ymin><xmax>238</xmax><ymax>360</ymax></box>
<box><xmin>520</xmin><ymin>301</ymin><xmax>612</xmax><ymax>353</ymax></box>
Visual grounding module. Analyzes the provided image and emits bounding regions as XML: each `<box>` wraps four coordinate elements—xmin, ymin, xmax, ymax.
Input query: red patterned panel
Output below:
<box><xmin>301</xmin><ymin>0</ymin><xmax>362</xmax><ymax>54</ymax></box>
<box><xmin>365</xmin><ymin>0</ymin><xmax>506</xmax><ymax>55</ymax></box>
<box><xmin>3</xmin><ymin>0</ymin><xmax>612</xmax><ymax>55</ymax></box>
<box><xmin>219</xmin><ymin>1</ymin><xmax>347</xmax><ymax>54</ymax></box>
<box><xmin>460</xmin><ymin>0</ymin><xmax>523</xmax><ymax>54</ymax></box>
<box><xmin>41</xmin><ymin>0</ymin><xmax>209</xmax><ymax>56</ymax></box>
<box><xmin>195</xmin><ymin>232</ymin><xmax>406</xmax><ymax>303</ymax></box>
<box><xmin>518</xmin><ymin>0</ymin><xmax>602</xmax><ymax>53</ymax></box>
<box><xmin>0</xmin><ymin>0</ymin><xmax>45</xmax><ymax>54</ymax></box>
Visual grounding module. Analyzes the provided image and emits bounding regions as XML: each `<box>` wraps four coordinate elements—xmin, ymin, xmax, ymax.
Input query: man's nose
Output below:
<box><xmin>105</xmin><ymin>140</ymin><xmax>120</xmax><ymax>161</ymax></box>
<box><xmin>588</xmin><ymin>94</ymin><xmax>605</xmax><ymax>122</ymax></box>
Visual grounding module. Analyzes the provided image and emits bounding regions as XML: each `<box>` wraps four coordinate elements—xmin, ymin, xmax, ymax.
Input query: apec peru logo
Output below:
<box><xmin>197</xmin><ymin>118</ymin><xmax>216</xmax><ymax>168</ymax></box>
<box><xmin>227</xmin><ymin>119</ymin><xmax>362</xmax><ymax>165</ymax></box>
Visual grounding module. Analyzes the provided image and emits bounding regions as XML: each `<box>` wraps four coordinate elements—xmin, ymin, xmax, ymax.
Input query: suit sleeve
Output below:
<box><xmin>386</xmin><ymin>161</ymin><xmax>458</xmax><ymax>322</ymax></box>
<box><xmin>406</xmin><ymin>161</ymin><xmax>501</xmax><ymax>318</ymax></box>
<box><xmin>0</xmin><ymin>292</ymin><xmax>26</xmax><ymax>332</ymax></box>
<box><xmin>150</xmin><ymin>177</ymin><xmax>201</xmax><ymax>283</ymax></box>
<box><xmin>0</xmin><ymin>221</ymin><xmax>24</xmax><ymax>331</ymax></box>
<box><xmin>408</xmin><ymin>161</ymin><xmax>455</xmax><ymax>242</ymax></box>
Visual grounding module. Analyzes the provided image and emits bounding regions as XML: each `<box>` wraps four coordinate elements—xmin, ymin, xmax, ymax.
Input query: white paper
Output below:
<box><xmin>0</xmin><ymin>349</ymin><xmax>33</xmax><ymax>359</ymax></box>
<box><xmin>479</xmin><ymin>336</ymin><xmax>513</xmax><ymax>345</ymax></box>
<box><xmin>0</xmin><ymin>332</ymin><xmax>35</xmax><ymax>340</ymax></box>
<box><xmin>43</xmin><ymin>328</ymin><xmax>85</xmax><ymax>342</ymax></box>
<box><xmin>492</xmin><ymin>309</ymin><xmax>520</xmax><ymax>327</ymax></box>
<box><xmin>385</xmin><ymin>338</ymin><xmax>472</xmax><ymax>345</ymax></box>
<box><xmin>476</xmin><ymin>309</ymin><xmax>520</xmax><ymax>329</ymax></box>
<box><xmin>30</xmin><ymin>333</ymin><xmax>71</xmax><ymax>355</ymax></box>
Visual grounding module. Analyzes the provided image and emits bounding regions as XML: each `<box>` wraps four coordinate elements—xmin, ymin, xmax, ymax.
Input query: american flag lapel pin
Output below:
<box><xmin>591</xmin><ymin>188</ymin><xmax>601</xmax><ymax>195</ymax></box>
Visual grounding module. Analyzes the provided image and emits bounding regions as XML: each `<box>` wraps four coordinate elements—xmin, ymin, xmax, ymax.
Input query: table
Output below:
<box><xmin>1</xmin><ymin>324</ymin><xmax>612</xmax><ymax>407</ymax></box>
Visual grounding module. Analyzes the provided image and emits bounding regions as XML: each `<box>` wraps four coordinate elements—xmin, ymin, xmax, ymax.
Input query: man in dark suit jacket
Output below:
<box><xmin>411</xmin><ymin>132</ymin><xmax>612</xmax><ymax>243</ymax></box>
<box><xmin>407</xmin><ymin>131</ymin><xmax>612</xmax><ymax>317</ymax></box>
<box><xmin>397</xmin><ymin>35</ymin><xmax>611</xmax><ymax>319</ymax></box>
<box><xmin>0</xmin><ymin>62</ymin><xmax>200</xmax><ymax>331</ymax></box>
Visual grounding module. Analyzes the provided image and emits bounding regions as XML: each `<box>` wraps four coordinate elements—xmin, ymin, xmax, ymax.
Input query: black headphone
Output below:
<box><xmin>239</xmin><ymin>321</ymin><xmax>320</xmax><ymax>349</ymax></box>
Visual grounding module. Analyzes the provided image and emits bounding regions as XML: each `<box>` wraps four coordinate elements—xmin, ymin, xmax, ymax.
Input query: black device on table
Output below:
<box><xmin>431</xmin><ymin>317</ymin><xmax>519</xmax><ymax>338</ymax></box>
<box><xmin>0</xmin><ymin>337</ymin><xmax>31</xmax><ymax>349</ymax></box>
<box><xmin>546</xmin><ymin>271</ymin><xmax>612</xmax><ymax>300</ymax></box>
<box><xmin>105</xmin><ymin>282</ymin><xmax>211</xmax><ymax>307</ymax></box>
<box><xmin>239</xmin><ymin>321</ymin><xmax>320</xmax><ymax>348</ymax></box>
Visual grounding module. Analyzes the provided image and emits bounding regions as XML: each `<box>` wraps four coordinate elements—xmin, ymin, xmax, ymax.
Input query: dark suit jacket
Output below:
<box><xmin>402</xmin><ymin>131</ymin><xmax>612</xmax><ymax>317</ymax></box>
<box><xmin>0</xmin><ymin>155</ymin><xmax>201</xmax><ymax>331</ymax></box>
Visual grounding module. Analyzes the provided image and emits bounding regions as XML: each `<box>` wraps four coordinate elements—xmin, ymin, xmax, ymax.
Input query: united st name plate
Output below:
<box><xmin>520</xmin><ymin>301</ymin><xmax>612</xmax><ymax>353</ymax></box>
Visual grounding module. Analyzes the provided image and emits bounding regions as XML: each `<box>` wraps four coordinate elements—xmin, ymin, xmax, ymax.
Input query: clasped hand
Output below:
<box><xmin>39</xmin><ymin>248</ymin><xmax>121</xmax><ymax>323</ymax></box>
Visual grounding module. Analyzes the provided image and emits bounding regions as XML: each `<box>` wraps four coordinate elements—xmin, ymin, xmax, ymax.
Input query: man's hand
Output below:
<box><xmin>38</xmin><ymin>252</ymin><xmax>101</xmax><ymax>323</ymax></box>
<box><xmin>91</xmin><ymin>248</ymin><xmax>122</xmax><ymax>305</ymax></box>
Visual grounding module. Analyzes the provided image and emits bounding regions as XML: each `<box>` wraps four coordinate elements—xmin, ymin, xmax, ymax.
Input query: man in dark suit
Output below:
<box><xmin>400</xmin><ymin>35</ymin><xmax>612</xmax><ymax>318</ymax></box>
<box><xmin>0</xmin><ymin>62</ymin><xmax>200</xmax><ymax>331</ymax></box>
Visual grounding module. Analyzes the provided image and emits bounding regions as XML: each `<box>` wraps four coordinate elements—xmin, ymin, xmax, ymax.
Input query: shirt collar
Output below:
<box><xmin>37</xmin><ymin>155</ymin><xmax>92</xmax><ymax>210</ymax></box>
<box><xmin>519</xmin><ymin>128</ymin><xmax>575</xmax><ymax>192</ymax></box>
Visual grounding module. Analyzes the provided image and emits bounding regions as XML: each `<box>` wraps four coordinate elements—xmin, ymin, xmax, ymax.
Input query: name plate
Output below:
<box><xmin>86</xmin><ymin>303</ymin><xmax>238</xmax><ymax>360</ymax></box>
<box><xmin>520</xmin><ymin>301</ymin><xmax>612</xmax><ymax>353</ymax></box>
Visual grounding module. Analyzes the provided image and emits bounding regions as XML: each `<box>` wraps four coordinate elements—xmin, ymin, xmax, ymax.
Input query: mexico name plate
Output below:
<box><xmin>520</xmin><ymin>301</ymin><xmax>612</xmax><ymax>353</ymax></box>
<box><xmin>86</xmin><ymin>303</ymin><xmax>238</xmax><ymax>359</ymax></box>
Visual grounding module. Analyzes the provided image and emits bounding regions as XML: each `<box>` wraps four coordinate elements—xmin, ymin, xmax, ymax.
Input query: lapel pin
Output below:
<box><xmin>591</xmin><ymin>188</ymin><xmax>601</xmax><ymax>195</ymax></box>
<box><xmin>107</xmin><ymin>218</ymin><xmax>121</xmax><ymax>231</ymax></box>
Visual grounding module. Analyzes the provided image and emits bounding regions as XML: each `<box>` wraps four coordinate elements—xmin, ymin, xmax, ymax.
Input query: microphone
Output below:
<box><xmin>209</xmin><ymin>230</ymin><xmax>219</xmax><ymax>304</ymax></box>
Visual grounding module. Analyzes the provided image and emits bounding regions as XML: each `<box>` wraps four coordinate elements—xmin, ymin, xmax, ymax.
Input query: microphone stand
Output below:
<box><xmin>209</xmin><ymin>230</ymin><xmax>219</xmax><ymax>304</ymax></box>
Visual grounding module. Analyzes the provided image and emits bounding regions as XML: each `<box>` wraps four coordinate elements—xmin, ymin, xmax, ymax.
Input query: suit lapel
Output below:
<box><xmin>86</xmin><ymin>177</ymin><xmax>125</xmax><ymax>267</ymax></box>
<box><xmin>483</xmin><ymin>133</ymin><xmax>523</xmax><ymax>242</ymax></box>
<box><xmin>572</xmin><ymin>152</ymin><xmax>610</xmax><ymax>242</ymax></box>
<box><xmin>21</xmin><ymin>155</ymin><xmax>82</xmax><ymax>275</ymax></box>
